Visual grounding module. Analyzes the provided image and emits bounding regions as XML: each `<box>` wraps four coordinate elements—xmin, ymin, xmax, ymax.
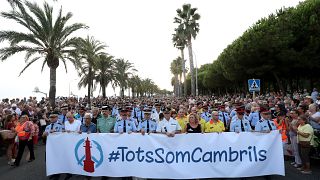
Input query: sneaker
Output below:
<box><xmin>11</xmin><ymin>159</ymin><xmax>15</xmax><ymax>163</ymax></box>
<box><xmin>291</xmin><ymin>162</ymin><xmax>296</xmax><ymax>165</ymax></box>
<box><xmin>294</xmin><ymin>164</ymin><xmax>302</xmax><ymax>168</ymax></box>
<box><xmin>301</xmin><ymin>170</ymin><xmax>312</xmax><ymax>174</ymax></box>
<box><xmin>7</xmin><ymin>161</ymin><xmax>13</xmax><ymax>166</ymax></box>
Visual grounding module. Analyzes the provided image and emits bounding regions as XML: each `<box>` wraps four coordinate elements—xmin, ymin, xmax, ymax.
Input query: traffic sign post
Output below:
<box><xmin>248</xmin><ymin>79</ymin><xmax>260</xmax><ymax>99</ymax></box>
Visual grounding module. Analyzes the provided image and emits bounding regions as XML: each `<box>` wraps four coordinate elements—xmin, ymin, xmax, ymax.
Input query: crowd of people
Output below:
<box><xmin>0</xmin><ymin>88</ymin><xmax>319</xmax><ymax>179</ymax></box>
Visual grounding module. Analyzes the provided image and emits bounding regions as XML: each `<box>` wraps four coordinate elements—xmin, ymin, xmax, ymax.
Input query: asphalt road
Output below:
<box><xmin>0</xmin><ymin>143</ymin><xmax>319</xmax><ymax>180</ymax></box>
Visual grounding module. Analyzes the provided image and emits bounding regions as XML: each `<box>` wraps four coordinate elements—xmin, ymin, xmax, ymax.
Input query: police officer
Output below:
<box><xmin>218</xmin><ymin>105</ymin><xmax>230</xmax><ymax>131</ymax></box>
<box><xmin>57</xmin><ymin>104</ymin><xmax>68</xmax><ymax>128</ymax></box>
<box><xmin>114</xmin><ymin>109</ymin><xmax>137</xmax><ymax>133</ymax></box>
<box><xmin>43</xmin><ymin>111</ymin><xmax>63</xmax><ymax>137</ymax></box>
<box><xmin>97</xmin><ymin>105</ymin><xmax>116</xmax><ymax>133</ymax></box>
<box><xmin>201</xmin><ymin>106</ymin><xmax>211</xmax><ymax>122</ymax></box>
<box><xmin>138</xmin><ymin>108</ymin><xmax>157</xmax><ymax>135</ymax></box>
<box><xmin>42</xmin><ymin>111</ymin><xmax>63</xmax><ymax>180</ymax></box>
<box><xmin>135</xmin><ymin>105</ymin><xmax>145</xmax><ymax>124</ymax></box>
<box><xmin>75</xmin><ymin>106</ymin><xmax>86</xmax><ymax>124</ymax></box>
<box><xmin>248</xmin><ymin>105</ymin><xmax>261</xmax><ymax>128</ymax></box>
<box><xmin>255</xmin><ymin>107</ymin><xmax>277</xmax><ymax>132</ymax></box>
<box><xmin>230</xmin><ymin>108</ymin><xmax>252</xmax><ymax>132</ymax></box>
<box><xmin>156</xmin><ymin>107</ymin><xmax>181</xmax><ymax>137</ymax></box>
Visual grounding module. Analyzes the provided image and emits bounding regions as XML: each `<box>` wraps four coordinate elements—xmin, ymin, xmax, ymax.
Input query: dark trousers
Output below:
<box><xmin>15</xmin><ymin>139</ymin><xmax>35</xmax><ymax>165</ymax></box>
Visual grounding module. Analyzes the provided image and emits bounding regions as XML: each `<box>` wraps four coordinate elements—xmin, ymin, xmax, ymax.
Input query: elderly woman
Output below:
<box><xmin>185</xmin><ymin>113</ymin><xmax>202</xmax><ymax>133</ymax></box>
<box><xmin>297</xmin><ymin>115</ymin><xmax>314</xmax><ymax>174</ymax></box>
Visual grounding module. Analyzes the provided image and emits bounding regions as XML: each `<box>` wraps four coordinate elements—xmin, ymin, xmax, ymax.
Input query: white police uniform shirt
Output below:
<box><xmin>58</xmin><ymin>114</ymin><xmax>68</xmax><ymax>126</ymax></box>
<box><xmin>254</xmin><ymin>119</ymin><xmax>277</xmax><ymax>132</ymax></box>
<box><xmin>135</xmin><ymin>109</ymin><xmax>144</xmax><ymax>122</ymax></box>
<box><xmin>156</xmin><ymin>117</ymin><xmax>181</xmax><ymax>133</ymax></box>
<box><xmin>114</xmin><ymin>119</ymin><xmax>137</xmax><ymax>133</ymax></box>
<box><xmin>230</xmin><ymin>117</ymin><xmax>252</xmax><ymax>132</ymax></box>
<box><xmin>219</xmin><ymin>111</ymin><xmax>230</xmax><ymax>124</ymax></box>
<box><xmin>201</xmin><ymin>111</ymin><xmax>211</xmax><ymax>122</ymax></box>
<box><xmin>44</xmin><ymin>121</ymin><xmax>63</xmax><ymax>134</ymax></box>
<box><xmin>230</xmin><ymin>109</ymin><xmax>237</xmax><ymax>118</ymax></box>
<box><xmin>151</xmin><ymin>110</ymin><xmax>162</xmax><ymax>123</ymax></box>
<box><xmin>137</xmin><ymin>119</ymin><xmax>157</xmax><ymax>132</ymax></box>
<box><xmin>243</xmin><ymin>113</ymin><xmax>250</xmax><ymax>121</ymax></box>
<box><xmin>248</xmin><ymin>111</ymin><xmax>261</xmax><ymax>127</ymax></box>
<box><xmin>112</xmin><ymin>106</ymin><xmax>119</xmax><ymax>117</ymax></box>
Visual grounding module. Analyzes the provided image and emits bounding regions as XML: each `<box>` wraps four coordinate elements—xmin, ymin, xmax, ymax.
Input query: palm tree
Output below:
<box><xmin>172</xmin><ymin>25</ymin><xmax>187</xmax><ymax>96</ymax></box>
<box><xmin>174</xmin><ymin>4</ymin><xmax>200</xmax><ymax>96</ymax></box>
<box><xmin>0</xmin><ymin>1</ymin><xmax>86</xmax><ymax>107</ymax></box>
<box><xmin>94</xmin><ymin>54</ymin><xmax>115</xmax><ymax>98</ymax></box>
<box><xmin>128</xmin><ymin>75</ymin><xmax>141</xmax><ymax>98</ymax></box>
<box><xmin>74</xmin><ymin>36</ymin><xmax>106</xmax><ymax>107</ymax></box>
<box><xmin>114</xmin><ymin>58</ymin><xmax>136</xmax><ymax>98</ymax></box>
<box><xmin>170</xmin><ymin>59</ymin><xmax>180</xmax><ymax>96</ymax></box>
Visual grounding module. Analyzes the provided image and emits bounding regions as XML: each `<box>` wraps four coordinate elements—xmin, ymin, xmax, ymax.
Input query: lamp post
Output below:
<box><xmin>69</xmin><ymin>78</ymin><xmax>77</xmax><ymax>97</ymax></box>
<box><xmin>33</xmin><ymin>87</ymin><xmax>47</xmax><ymax>98</ymax></box>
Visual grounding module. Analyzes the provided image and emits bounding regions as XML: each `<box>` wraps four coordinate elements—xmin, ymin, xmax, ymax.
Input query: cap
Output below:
<box><xmin>260</xmin><ymin>107</ymin><xmax>271</xmax><ymax>114</ymax></box>
<box><xmin>143</xmin><ymin>108</ymin><xmax>152</xmax><ymax>114</ymax></box>
<box><xmin>219</xmin><ymin>105</ymin><xmax>225</xmax><ymax>109</ymax></box>
<box><xmin>305</xmin><ymin>96</ymin><xmax>312</xmax><ymax>99</ymax></box>
<box><xmin>126</xmin><ymin>106</ymin><xmax>133</xmax><ymax>112</ymax></box>
<box><xmin>49</xmin><ymin>111</ymin><xmax>59</xmax><ymax>117</ymax></box>
<box><xmin>11</xmin><ymin>104</ymin><xmax>17</xmax><ymax>107</ymax></box>
<box><xmin>79</xmin><ymin>106</ymin><xmax>86</xmax><ymax>111</ymax></box>
<box><xmin>102</xmin><ymin>105</ymin><xmax>111</xmax><ymax>111</ymax></box>
<box><xmin>235</xmin><ymin>108</ymin><xmax>245</xmax><ymax>115</ymax></box>
<box><xmin>163</xmin><ymin>107</ymin><xmax>171</xmax><ymax>113</ymax></box>
<box><xmin>120</xmin><ymin>109</ymin><xmax>128</xmax><ymax>113</ymax></box>
<box><xmin>61</xmin><ymin>104</ymin><xmax>68</xmax><ymax>110</ymax></box>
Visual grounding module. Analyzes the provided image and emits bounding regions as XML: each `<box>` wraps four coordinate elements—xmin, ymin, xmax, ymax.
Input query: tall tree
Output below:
<box><xmin>170</xmin><ymin>57</ymin><xmax>183</xmax><ymax>97</ymax></box>
<box><xmin>0</xmin><ymin>1</ymin><xmax>86</xmax><ymax>107</ymax></box>
<box><xmin>172</xmin><ymin>25</ymin><xmax>187</xmax><ymax>96</ymax></box>
<box><xmin>174</xmin><ymin>4</ymin><xmax>200</xmax><ymax>96</ymax></box>
<box><xmin>114</xmin><ymin>58</ymin><xmax>136</xmax><ymax>98</ymax></box>
<box><xmin>95</xmin><ymin>54</ymin><xmax>115</xmax><ymax>98</ymax></box>
<box><xmin>74</xmin><ymin>36</ymin><xmax>106</xmax><ymax>107</ymax></box>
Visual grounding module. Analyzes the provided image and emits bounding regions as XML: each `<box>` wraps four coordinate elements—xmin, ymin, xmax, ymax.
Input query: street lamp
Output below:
<box><xmin>69</xmin><ymin>78</ymin><xmax>77</xmax><ymax>97</ymax></box>
<box><xmin>33</xmin><ymin>87</ymin><xmax>47</xmax><ymax>98</ymax></box>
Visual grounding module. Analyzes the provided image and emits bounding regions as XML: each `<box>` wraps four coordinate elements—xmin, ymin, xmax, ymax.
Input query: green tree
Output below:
<box><xmin>174</xmin><ymin>4</ymin><xmax>200</xmax><ymax>96</ymax></box>
<box><xmin>95</xmin><ymin>54</ymin><xmax>115</xmax><ymax>98</ymax></box>
<box><xmin>0</xmin><ymin>1</ymin><xmax>86</xmax><ymax>107</ymax></box>
<box><xmin>172</xmin><ymin>26</ymin><xmax>187</xmax><ymax>96</ymax></box>
<box><xmin>114</xmin><ymin>58</ymin><xmax>137</xmax><ymax>98</ymax></box>
<box><xmin>74</xmin><ymin>36</ymin><xmax>106</xmax><ymax>107</ymax></box>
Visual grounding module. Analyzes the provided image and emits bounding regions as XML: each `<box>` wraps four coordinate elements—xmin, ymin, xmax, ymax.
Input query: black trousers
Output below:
<box><xmin>15</xmin><ymin>139</ymin><xmax>35</xmax><ymax>165</ymax></box>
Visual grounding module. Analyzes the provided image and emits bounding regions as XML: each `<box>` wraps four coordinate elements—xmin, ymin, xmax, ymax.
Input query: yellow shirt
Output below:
<box><xmin>297</xmin><ymin>124</ymin><xmax>314</xmax><ymax>145</ymax></box>
<box><xmin>205</xmin><ymin>120</ymin><xmax>225</xmax><ymax>133</ymax></box>
<box><xmin>199</xmin><ymin>118</ymin><xmax>206</xmax><ymax>132</ymax></box>
<box><xmin>176</xmin><ymin>116</ymin><xmax>188</xmax><ymax>133</ymax></box>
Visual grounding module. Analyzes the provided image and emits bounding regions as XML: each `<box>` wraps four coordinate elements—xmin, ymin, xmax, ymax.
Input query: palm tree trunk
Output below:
<box><xmin>180</xmin><ymin>49</ymin><xmax>186</xmax><ymax>97</ymax></box>
<box><xmin>102</xmin><ymin>82</ymin><xmax>106</xmax><ymax>98</ymax></box>
<box><xmin>179</xmin><ymin>74</ymin><xmax>182</xmax><ymax>97</ymax></box>
<box><xmin>174</xmin><ymin>74</ymin><xmax>179</xmax><ymax>96</ymax></box>
<box><xmin>88</xmin><ymin>68</ymin><xmax>92</xmax><ymax>108</ymax></box>
<box><xmin>49</xmin><ymin>67</ymin><xmax>57</xmax><ymax>108</ymax></box>
<box><xmin>187</xmin><ymin>39</ymin><xmax>195</xmax><ymax>96</ymax></box>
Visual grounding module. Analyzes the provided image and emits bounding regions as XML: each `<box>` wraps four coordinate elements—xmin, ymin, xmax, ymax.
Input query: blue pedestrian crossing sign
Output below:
<box><xmin>248</xmin><ymin>79</ymin><xmax>260</xmax><ymax>92</ymax></box>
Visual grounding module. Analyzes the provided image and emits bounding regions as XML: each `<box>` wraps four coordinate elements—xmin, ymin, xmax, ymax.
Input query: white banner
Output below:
<box><xmin>46</xmin><ymin>131</ymin><xmax>285</xmax><ymax>179</ymax></box>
